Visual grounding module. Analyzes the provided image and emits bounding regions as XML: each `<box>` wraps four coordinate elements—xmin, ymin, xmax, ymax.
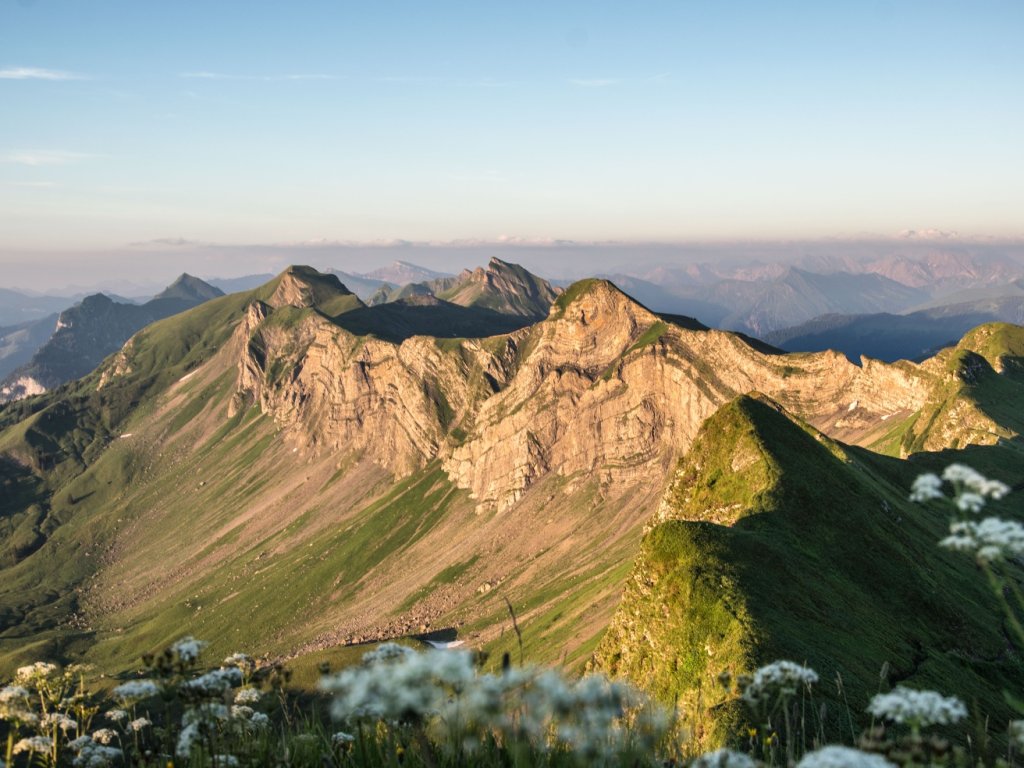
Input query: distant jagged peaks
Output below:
<box><xmin>364</xmin><ymin>260</ymin><xmax>450</xmax><ymax>285</ymax></box>
<box><xmin>153</xmin><ymin>274</ymin><xmax>224</xmax><ymax>303</ymax></box>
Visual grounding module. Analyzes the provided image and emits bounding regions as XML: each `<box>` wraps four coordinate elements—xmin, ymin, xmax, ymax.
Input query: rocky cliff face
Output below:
<box><xmin>228</xmin><ymin>272</ymin><xmax>948</xmax><ymax>516</ymax></box>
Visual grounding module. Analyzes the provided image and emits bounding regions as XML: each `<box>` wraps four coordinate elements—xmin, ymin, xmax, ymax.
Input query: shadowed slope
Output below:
<box><xmin>596</xmin><ymin>394</ymin><xmax>1023</xmax><ymax>748</ymax></box>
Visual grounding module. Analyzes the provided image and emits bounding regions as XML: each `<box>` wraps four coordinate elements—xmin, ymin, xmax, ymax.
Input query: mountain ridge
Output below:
<box><xmin>0</xmin><ymin>264</ymin><xmax>1020</xmax><ymax>720</ymax></box>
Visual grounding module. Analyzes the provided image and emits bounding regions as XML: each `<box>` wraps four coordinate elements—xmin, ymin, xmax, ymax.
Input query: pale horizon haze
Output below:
<box><xmin>2</xmin><ymin>1</ymin><xmax>1023</xmax><ymax>290</ymax></box>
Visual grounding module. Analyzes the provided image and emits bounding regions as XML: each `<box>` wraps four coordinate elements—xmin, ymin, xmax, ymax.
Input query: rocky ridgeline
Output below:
<box><xmin>218</xmin><ymin>269</ymin><xmax>977</xmax><ymax>516</ymax></box>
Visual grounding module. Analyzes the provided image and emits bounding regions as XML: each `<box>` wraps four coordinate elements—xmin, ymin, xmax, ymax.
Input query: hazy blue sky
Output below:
<box><xmin>1</xmin><ymin>1</ymin><xmax>1023</xmax><ymax>281</ymax></box>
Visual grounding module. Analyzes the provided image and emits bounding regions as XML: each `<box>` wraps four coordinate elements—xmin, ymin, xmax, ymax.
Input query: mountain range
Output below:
<box><xmin>767</xmin><ymin>281</ymin><xmax>1024</xmax><ymax>362</ymax></box>
<box><xmin>0</xmin><ymin>261</ymin><xmax>1021</xmax><ymax>743</ymax></box>
<box><xmin>0</xmin><ymin>275</ymin><xmax>223</xmax><ymax>402</ymax></box>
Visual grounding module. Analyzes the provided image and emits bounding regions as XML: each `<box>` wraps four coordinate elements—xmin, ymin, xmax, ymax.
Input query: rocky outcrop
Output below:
<box><xmin>437</xmin><ymin>258</ymin><xmax>561</xmax><ymax>319</ymax></box>
<box><xmin>443</xmin><ymin>281</ymin><xmax>932</xmax><ymax>512</ymax></box>
<box><xmin>229</xmin><ymin>274</ymin><xmax>942</xmax><ymax>515</ymax></box>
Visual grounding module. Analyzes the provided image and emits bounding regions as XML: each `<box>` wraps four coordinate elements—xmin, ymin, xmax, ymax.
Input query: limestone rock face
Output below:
<box><xmin>444</xmin><ymin>281</ymin><xmax>931</xmax><ymax>513</ymax></box>
<box><xmin>225</xmin><ymin>276</ymin><xmax>988</xmax><ymax>514</ymax></box>
<box><xmin>234</xmin><ymin>307</ymin><xmax>460</xmax><ymax>476</ymax></box>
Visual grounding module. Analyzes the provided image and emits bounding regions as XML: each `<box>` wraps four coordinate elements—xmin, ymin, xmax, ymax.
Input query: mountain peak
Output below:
<box><xmin>434</xmin><ymin>259</ymin><xmax>559</xmax><ymax>320</ymax></box>
<box><xmin>551</xmin><ymin>278</ymin><xmax>651</xmax><ymax>319</ymax></box>
<box><xmin>264</xmin><ymin>265</ymin><xmax>362</xmax><ymax>314</ymax></box>
<box><xmin>153</xmin><ymin>273</ymin><xmax>224</xmax><ymax>303</ymax></box>
<box><xmin>653</xmin><ymin>393</ymin><xmax>831</xmax><ymax>528</ymax></box>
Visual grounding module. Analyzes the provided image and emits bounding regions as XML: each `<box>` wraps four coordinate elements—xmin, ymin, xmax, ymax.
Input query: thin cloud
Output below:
<box><xmin>129</xmin><ymin>237</ymin><xmax>206</xmax><ymax>248</ymax></box>
<box><xmin>180</xmin><ymin>71</ymin><xmax>339</xmax><ymax>82</ymax></box>
<box><xmin>567</xmin><ymin>78</ymin><xmax>624</xmax><ymax>87</ymax></box>
<box><xmin>0</xmin><ymin>66</ymin><xmax>86</xmax><ymax>81</ymax></box>
<box><xmin>3</xmin><ymin>181</ymin><xmax>59</xmax><ymax>188</ymax></box>
<box><xmin>2</xmin><ymin>150</ymin><xmax>96</xmax><ymax>166</ymax></box>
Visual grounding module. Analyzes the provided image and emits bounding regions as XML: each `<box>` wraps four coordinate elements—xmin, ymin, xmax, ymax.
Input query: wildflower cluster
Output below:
<box><xmin>910</xmin><ymin>464</ymin><xmax>1010</xmax><ymax>505</ymax></box>
<box><xmin>796</xmin><ymin>745</ymin><xmax>896</xmax><ymax>768</ymax></box>
<box><xmin>740</xmin><ymin>660</ymin><xmax>819</xmax><ymax>705</ymax></box>
<box><xmin>319</xmin><ymin>643</ymin><xmax>670</xmax><ymax>764</ymax></box>
<box><xmin>690</xmin><ymin>748</ymin><xmax>758</xmax><ymax>768</ymax></box>
<box><xmin>867</xmin><ymin>686</ymin><xmax>967</xmax><ymax>731</ymax></box>
<box><xmin>911</xmin><ymin>463</ymin><xmax>1020</xmax><ymax>565</ymax></box>
<box><xmin>1</xmin><ymin>662</ymin><xmax>104</xmax><ymax>767</ymax></box>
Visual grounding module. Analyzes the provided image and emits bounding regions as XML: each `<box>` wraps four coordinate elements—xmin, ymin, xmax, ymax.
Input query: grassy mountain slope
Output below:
<box><xmin>0</xmin><ymin>267</ymin><xmax>639</xmax><ymax>678</ymax></box>
<box><xmin>0</xmin><ymin>265</ymin><xmax>1022</xmax><ymax>737</ymax></box>
<box><xmin>596</xmin><ymin>394</ymin><xmax>1023</xmax><ymax>748</ymax></box>
<box><xmin>884</xmin><ymin>323</ymin><xmax>1024</xmax><ymax>457</ymax></box>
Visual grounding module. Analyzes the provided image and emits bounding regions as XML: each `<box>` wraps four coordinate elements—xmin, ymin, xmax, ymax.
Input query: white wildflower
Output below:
<box><xmin>940</xmin><ymin>517</ymin><xmax>1024</xmax><ymax>563</ymax></box>
<box><xmin>182</xmin><ymin>702</ymin><xmax>230</xmax><ymax>724</ymax></box>
<box><xmin>0</xmin><ymin>685</ymin><xmax>36</xmax><ymax>724</ymax></box>
<box><xmin>943</xmin><ymin>464</ymin><xmax>1011</xmax><ymax>503</ymax></box>
<box><xmin>128</xmin><ymin>717</ymin><xmax>151</xmax><ymax>732</ymax></box>
<box><xmin>182</xmin><ymin>667</ymin><xmax>242</xmax><ymax>696</ymax></box>
<box><xmin>105</xmin><ymin>709</ymin><xmax>128</xmax><ymax>723</ymax></box>
<box><xmin>176</xmin><ymin>722</ymin><xmax>200</xmax><ymax>759</ymax></box>
<box><xmin>15</xmin><ymin>661</ymin><xmax>58</xmax><ymax>684</ymax></box>
<box><xmin>797</xmin><ymin>746</ymin><xmax>896</xmax><ymax>768</ymax></box>
<box><xmin>320</xmin><ymin>646</ymin><xmax>665</xmax><ymax>759</ymax></box>
<box><xmin>956</xmin><ymin>492</ymin><xmax>986</xmax><ymax>513</ymax></box>
<box><xmin>234</xmin><ymin>687</ymin><xmax>261</xmax><ymax>704</ymax></box>
<box><xmin>42</xmin><ymin>711</ymin><xmax>78</xmax><ymax>732</ymax></box>
<box><xmin>942</xmin><ymin>464</ymin><xmax>986</xmax><ymax>489</ymax></box>
<box><xmin>0</xmin><ymin>685</ymin><xmax>29</xmax><ymax>704</ymax></box>
<box><xmin>867</xmin><ymin>687</ymin><xmax>966</xmax><ymax>728</ymax></box>
<box><xmin>331</xmin><ymin>731</ymin><xmax>355</xmax><ymax>745</ymax></box>
<box><xmin>692</xmin><ymin>749</ymin><xmax>758</xmax><ymax>768</ymax></box>
<box><xmin>223</xmin><ymin>653</ymin><xmax>255</xmax><ymax>676</ymax></box>
<box><xmin>742</xmin><ymin>660</ymin><xmax>819</xmax><ymax>704</ymax></box>
<box><xmin>1010</xmin><ymin>720</ymin><xmax>1024</xmax><ymax>750</ymax></box>
<box><xmin>321</xmin><ymin>648</ymin><xmax>475</xmax><ymax>721</ymax></box>
<box><xmin>171</xmin><ymin>636</ymin><xmax>208</xmax><ymax>664</ymax></box>
<box><xmin>91</xmin><ymin>728</ymin><xmax>118</xmax><ymax>745</ymax></box>
<box><xmin>112</xmin><ymin>679</ymin><xmax>161</xmax><ymax>702</ymax></box>
<box><xmin>909</xmin><ymin>473</ymin><xmax>944</xmax><ymax>502</ymax></box>
<box><xmin>67</xmin><ymin>736</ymin><xmax>93</xmax><ymax>752</ymax></box>
<box><xmin>73</xmin><ymin>743</ymin><xmax>122</xmax><ymax>768</ymax></box>
<box><xmin>14</xmin><ymin>736</ymin><xmax>52</xmax><ymax>753</ymax></box>
<box><xmin>230</xmin><ymin>705</ymin><xmax>254</xmax><ymax>720</ymax></box>
<box><xmin>360</xmin><ymin>642</ymin><xmax>416</xmax><ymax>666</ymax></box>
<box><xmin>211</xmin><ymin>756</ymin><xmax>239</xmax><ymax>768</ymax></box>
<box><xmin>249</xmin><ymin>712</ymin><xmax>269</xmax><ymax>727</ymax></box>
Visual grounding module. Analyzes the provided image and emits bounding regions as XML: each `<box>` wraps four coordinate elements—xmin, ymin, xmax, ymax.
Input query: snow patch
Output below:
<box><xmin>423</xmin><ymin>639</ymin><xmax>465</xmax><ymax>650</ymax></box>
